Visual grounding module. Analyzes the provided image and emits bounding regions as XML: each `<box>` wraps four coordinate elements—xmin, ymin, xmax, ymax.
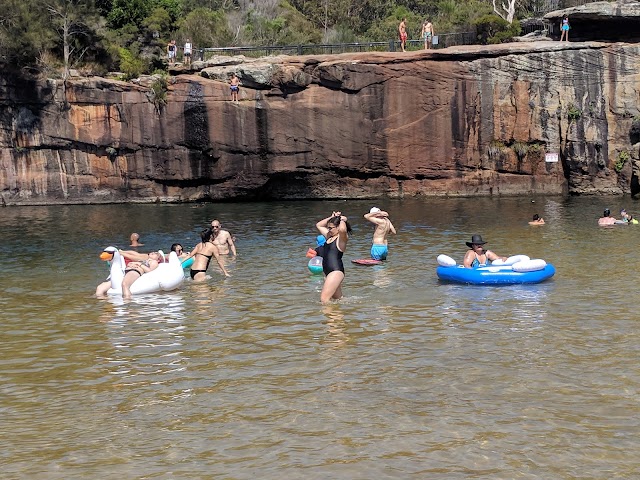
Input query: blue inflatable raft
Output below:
<box><xmin>436</xmin><ymin>254</ymin><xmax>555</xmax><ymax>285</ymax></box>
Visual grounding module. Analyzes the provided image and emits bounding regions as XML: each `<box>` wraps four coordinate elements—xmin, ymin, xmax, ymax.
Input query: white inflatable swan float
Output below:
<box><xmin>100</xmin><ymin>246</ymin><xmax>185</xmax><ymax>296</ymax></box>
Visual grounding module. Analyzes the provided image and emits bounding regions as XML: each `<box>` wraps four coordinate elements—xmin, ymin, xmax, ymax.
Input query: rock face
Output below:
<box><xmin>544</xmin><ymin>1</ymin><xmax>640</xmax><ymax>42</ymax></box>
<box><xmin>1</xmin><ymin>41</ymin><xmax>639</xmax><ymax>205</ymax></box>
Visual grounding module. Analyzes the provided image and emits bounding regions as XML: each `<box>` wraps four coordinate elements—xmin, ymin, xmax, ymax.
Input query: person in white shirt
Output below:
<box><xmin>183</xmin><ymin>39</ymin><xmax>193</xmax><ymax>66</ymax></box>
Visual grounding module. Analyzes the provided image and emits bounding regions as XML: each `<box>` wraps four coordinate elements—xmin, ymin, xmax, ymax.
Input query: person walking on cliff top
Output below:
<box><xmin>399</xmin><ymin>18</ymin><xmax>408</xmax><ymax>52</ymax></box>
<box><xmin>560</xmin><ymin>15</ymin><xmax>570</xmax><ymax>42</ymax></box>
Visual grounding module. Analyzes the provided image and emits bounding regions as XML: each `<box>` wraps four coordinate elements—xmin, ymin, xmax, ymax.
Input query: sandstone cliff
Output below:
<box><xmin>1</xmin><ymin>41</ymin><xmax>639</xmax><ymax>205</ymax></box>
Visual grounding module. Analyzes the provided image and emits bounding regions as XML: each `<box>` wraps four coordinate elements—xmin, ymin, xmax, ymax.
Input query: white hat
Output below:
<box><xmin>369</xmin><ymin>207</ymin><xmax>381</xmax><ymax>214</ymax></box>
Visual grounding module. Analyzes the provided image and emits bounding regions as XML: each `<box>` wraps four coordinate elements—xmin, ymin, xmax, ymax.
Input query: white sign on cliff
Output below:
<box><xmin>545</xmin><ymin>153</ymin><xmax>559</xmax><ymax>163</ymax></box>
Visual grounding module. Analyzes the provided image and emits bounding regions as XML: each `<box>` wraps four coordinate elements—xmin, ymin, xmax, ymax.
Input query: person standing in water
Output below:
<box><xmin>364</xmin><ymin>207</ymin><xmax>396</xmax><ymax>260</ymax></box>
<box><xmin>181</xmin><ymin>228</ymin><xmax>230</xmax><ymax>281</ymax></box>
<box><xmin>315</xmin><ymin>212</ymin><xmax>351</xmax><ymax>303</ymax></box>
<box><xmin>210</xmin><ymin>219</ymin><xmax>237</xmax><ymax>255</ymax></box>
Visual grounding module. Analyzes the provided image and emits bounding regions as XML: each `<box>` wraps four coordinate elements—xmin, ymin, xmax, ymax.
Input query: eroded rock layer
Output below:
<box><xmin>1</xmin><ymin>41</ymin><xmax>639</xmax><ymax>205</ymax></box>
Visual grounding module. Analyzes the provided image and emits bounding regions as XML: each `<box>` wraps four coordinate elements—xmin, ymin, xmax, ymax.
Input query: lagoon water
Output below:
<box><xmin>2</xmin><ymin>196</ymin><xmax>640</xmax><ymax>479</ymax></box>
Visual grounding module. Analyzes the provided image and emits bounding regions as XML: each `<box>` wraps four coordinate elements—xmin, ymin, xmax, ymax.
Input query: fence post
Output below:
<box><xmin>297</xmin><ymin>45</ymin><xmax>303</xmax><ymax>55</ymax></box>
<box><xmin>389</xmin><ymin>40</ymin><xmax>395</xmax><ymax>52</ymax></box>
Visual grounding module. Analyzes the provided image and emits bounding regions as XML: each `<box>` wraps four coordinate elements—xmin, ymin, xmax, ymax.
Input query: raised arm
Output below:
<box><xmin>316</xmin><ymin>214</ymin><xmax>335</xmax><ymax>235</ymax></box>
<box><xmin>364</xmin><ymin>211</ymin><xmax>386</xmax><ymax>226</ymax></box>
<box><xmin>336</xmin><ymin>215</ymin><xmax>349</xmax><ymax>250</ymax></box>
<box><xmin>119</xmin><ymin>250</ymin><xmax>148</xmax><ymax>261</ymax></box>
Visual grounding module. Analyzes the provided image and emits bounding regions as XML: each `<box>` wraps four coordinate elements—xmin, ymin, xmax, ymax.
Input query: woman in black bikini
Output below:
<box><xmin>182</xmin><ymin>228</ymin><xmax>230</xmax><ymax>281</ymax></box>
<box><xmin>122</xmin><ymin>251</ymin><xmax>161</xmax><ymax>298</ymax></box>
<box><xmin>315</xmin><ymin>212</ymin><xmax>352</xmax><ymax>303</ymax></box>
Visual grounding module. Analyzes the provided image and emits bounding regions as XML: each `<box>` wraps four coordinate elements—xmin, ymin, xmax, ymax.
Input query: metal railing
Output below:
<box><xmin>195</xmin><ymin>32</ymin><xmax>477</xmax><ymax>61</ymax></box>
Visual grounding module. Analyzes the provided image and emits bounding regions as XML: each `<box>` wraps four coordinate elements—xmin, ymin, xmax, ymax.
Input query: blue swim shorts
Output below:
<box><xmin>370</xmin><ymin>244</ymin><xmax>388</xmax><ymax>260</ymax></box>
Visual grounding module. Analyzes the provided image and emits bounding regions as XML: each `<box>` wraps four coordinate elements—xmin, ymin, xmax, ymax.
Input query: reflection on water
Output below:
<box><xmin>2</xmin><ymin>197</ymin><xmax>640</xmax><ymax>478</ymax></box>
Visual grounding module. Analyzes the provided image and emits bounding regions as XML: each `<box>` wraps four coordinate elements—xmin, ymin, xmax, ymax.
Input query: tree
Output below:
<box><xmin>0</xmin><ymin>0</ymin><xmax>56</xmax><ymax>67</ymax></box>
<box><xmin>47</xmin><ymin>0</ymin><xmax>101</xmax><ymax>85</ymax></box>
<box><xmin>492</xmin><ymin>0</ymin><xmax>515</xmax><ymax>23</ymax></box>
<box><xmin>179</xmin><ymin>8</ymin><xmax>233</xmax><ymax>48</ymax></box>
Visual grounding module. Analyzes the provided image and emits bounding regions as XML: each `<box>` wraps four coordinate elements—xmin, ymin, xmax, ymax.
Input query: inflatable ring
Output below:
<box><xmin>436</xmin><ymin>253</ymin><xmax>555</xmax><ymax>285</ymax></box>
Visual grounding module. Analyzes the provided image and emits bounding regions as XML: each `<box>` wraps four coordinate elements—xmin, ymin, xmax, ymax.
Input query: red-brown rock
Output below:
<box><xmin>1</xmin><ymin>41</ymin><xmax>638</xmax><ymax>205</ymax></box>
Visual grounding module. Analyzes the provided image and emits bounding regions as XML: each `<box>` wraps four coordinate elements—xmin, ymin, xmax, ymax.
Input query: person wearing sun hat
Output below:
<box><xmin>463</xmin><ymin>234</ymin><xmax>507</xmax><ymax>269</ymax></box>
<box><xmin>364</xmin><ymin>207</ymin><xmax>396</xmax><ymax>260</ymax></box>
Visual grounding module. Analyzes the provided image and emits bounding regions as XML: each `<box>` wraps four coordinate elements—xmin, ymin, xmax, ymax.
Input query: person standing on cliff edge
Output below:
<box><xmin>399</xmin><ymin>18</ymin><xmax>408</xmax><ymax>52</ymax></box>
<box><xmin>421</xmin><ymin>19</ymin><xmax>434</xmax><ymax>50</ymax></box>
<box><xmin>167</xmin><ymin>39</ymin><xmax>177</xmax><ymax>64</ymax></box>
<box><xmin>560</xmin><ymin>15</ymin><xmax>570</xmax><ymax>42</ymax></box>
<box><xmin>229</xmin><ymin>73</ymin><xmax>240</xmax><ymax>102</ymax></box>
<box><xmin>183</xmin><ymin>38</ymin><xmax>193</xmax><ymax>66</ymax></box>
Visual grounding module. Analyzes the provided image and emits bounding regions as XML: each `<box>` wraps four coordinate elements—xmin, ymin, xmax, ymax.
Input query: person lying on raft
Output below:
<box><xmin>121</xmin><ymin>252</ymin><xmax>161</xmax><ymax>299</ymax></box>
<box><xmin>463</xmin><ymin>234</ymin><xmax>508</xmax><ymax>269</ymax></box>
<box><xmin>180</xmin><ymin>228</ymin><xmax>230</xmax><ymax>281</ymax></box>
<box><xmin>94</xmin><ymin>251</ymin><xmax>161</xmax><ymax>297</ymax></box>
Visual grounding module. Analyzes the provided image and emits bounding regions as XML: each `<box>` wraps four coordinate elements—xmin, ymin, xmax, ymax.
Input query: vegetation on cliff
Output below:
<box><xmin>0</xmin><ymin>0</ymin><xmax>536</xmax><ymax>76</ymax></box>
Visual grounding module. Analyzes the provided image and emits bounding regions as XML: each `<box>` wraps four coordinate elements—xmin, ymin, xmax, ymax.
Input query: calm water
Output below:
<box><xmin>2</xmin><ymin>197</ymin><xmax>640</xmax><ymax>479</ymax></box>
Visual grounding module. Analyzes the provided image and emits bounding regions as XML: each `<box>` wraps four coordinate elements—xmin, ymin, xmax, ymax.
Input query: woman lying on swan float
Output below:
<box><xmin>436</xmin><ymin>235</ymin><xmax>555</xmax><ymax>285</ymax></box>
<box><xmin>96</xmin><ymin>246</ymin><xmax>185</xmax><ymax>297</ymax></box>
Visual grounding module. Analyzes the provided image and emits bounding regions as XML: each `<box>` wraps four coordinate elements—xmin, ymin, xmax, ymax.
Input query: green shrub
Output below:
<box><xmin>149</xmin><ymin>73</ymin><xmax>169</xmax><ymax>112</ymax></box>
<box><xmin>567</xmin><ymin>104</ymin><xmax>582</xmax><ymax>122</ymax></box>
<box><xmin>513</xmin><ymin>141</ymin><xmax>529</xmax><ymax>158</ymax></box>
<box><xmin>615</xmin><ymin>151</ymin><xmax>630</xmax><ymax>172</ymax></box>
<box><xmin>474</xmin><ymin>14</ymin><xmax>521</xmax><ymax>45</ymax></box>
<box><xmin>488</xmin><ymin>140</ymin><xmax>506</xmax><ymax>158</ymax></box>
<box><xmin>118</xmin><ymin>47</ymin><xmax>145</xmax><ymax>80</ymax></box>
